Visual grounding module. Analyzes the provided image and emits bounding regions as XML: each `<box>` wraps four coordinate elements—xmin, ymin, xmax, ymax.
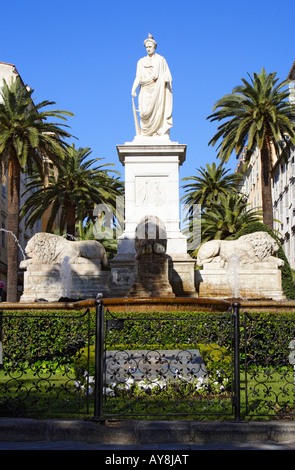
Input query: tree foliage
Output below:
<box><xmin>20</xmin><ymin>144</ymin><xmax>124</xmax><ymax>237</ymax></box>
<box><xmin>181</xmin><ymin>161</ymin><xmax>261</xmax><ymax>254</ymax></box>
<box><xmin>0</xmin><ymin>76</ymin><xmax>73</xmax><ymax>301</ymax></box>
<box><xmin>181</xmin><ymin>161</ymin><xmax>243</xmax><ymax>214</ymax></box>
<box><xmin>200</xmin><ymin>192</ymin><xmax>262</xmax><ymax>243</ymax></box>
<box><xmin>207</xmin><ymin>68</ymin><xmax>295</xmax><ymax>228</ymax></box>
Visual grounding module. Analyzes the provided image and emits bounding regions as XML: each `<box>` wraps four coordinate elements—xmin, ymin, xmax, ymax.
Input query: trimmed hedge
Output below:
<box><xmin>240</xmin><ymin>311</ymin><xmax>295</xmax><ymax>368</ymax></box>
<box><xmin>0</xmin><ymin>310</ymin><xmax>94</xmax><ymax>369</ymax></box>
<box><xmin>74</xmin><ymin>310</ymin><xmax>295</xmax><ymax>383</ymax></box>
<box><xmin>2</xmin><ymin>306</ymin><xmax>295</xmax><ymax>377</ymax></box>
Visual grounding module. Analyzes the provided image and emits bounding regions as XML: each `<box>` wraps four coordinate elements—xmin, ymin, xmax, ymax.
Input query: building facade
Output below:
<box><xmin>272</xmin><ymin>146</ymin><xmax>295</xmax><ymax>268</ymax></box>
<box><xmin>236</xmin><ymin>145</ymin><xmax>262</xmax><ymax>212</ymax></box>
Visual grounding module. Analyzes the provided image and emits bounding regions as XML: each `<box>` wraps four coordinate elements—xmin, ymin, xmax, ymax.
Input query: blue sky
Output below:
<box><xmin>2</xmin><ymin>0</ymin><xmax>295</xmax><ymax>199</ymax></box>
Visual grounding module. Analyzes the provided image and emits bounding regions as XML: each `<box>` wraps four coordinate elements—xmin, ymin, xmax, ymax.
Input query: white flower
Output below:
<box><xmin>137</xmin><ymin>378</ymin><xmax>166</xmax><ymax>391</ymax></box>
<box><xmin>104</xmin><ymin>387</ymin><xmax>115</xmax><ymax>397</ymax></box>
<box><xmin>195</xmin><ymin>377</ymin><xmax>206</xmax><ymax>389</ymax></box>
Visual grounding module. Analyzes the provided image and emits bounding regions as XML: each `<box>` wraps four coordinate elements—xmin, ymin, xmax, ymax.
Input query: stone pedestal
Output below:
<box><xmin>110</xmin><ymin>139</ymin><xmax>197</xmax><ymax>297</ymax></box>
<box><xmin>169</xmin><ymin>254</ymin><xmax>197</xmax><ymax>297</ymax></box>
<box><xmin>197</xmin><ymin>261</ymin><xmax>285</xmax><ymax>300</ymax></box>
<box><xmin>109</xmin><ymin>255</ymin><xmax>136</xmax><ymax>298</ymax></box>
<box><xmin>128</xmin><ymin>253</ymin><xmax>175</xmax><ymax>298</ymax></box>
<box><xmin>20</xmin><ymin>262</ymin><xmax>110</xmax><ymax>302</ymax></box>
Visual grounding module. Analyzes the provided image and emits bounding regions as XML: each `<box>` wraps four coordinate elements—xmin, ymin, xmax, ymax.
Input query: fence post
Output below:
<box><xmin>93</xmin><ymin>293</ymin><xmax>105</xmax><ymax>421</ymax></box>
<box><xmin>232</xmin><ymin>301</ymin><xmax>241</xmax><ymax>421</ymax></box>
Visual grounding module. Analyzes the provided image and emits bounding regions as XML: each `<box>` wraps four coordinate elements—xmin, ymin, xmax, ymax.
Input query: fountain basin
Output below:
<box><xmin>0</xmin><ymin>297</ymin><xmax>230</xmax><ymax>312</ymax></box>
<box><xmin>1</xmin><ymin>297</ymin><xmax>295</xmax><ymax>314</ymax></box>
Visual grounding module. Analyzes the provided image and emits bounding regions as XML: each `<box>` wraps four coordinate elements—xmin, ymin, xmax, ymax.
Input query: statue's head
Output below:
<box><xmin>144</xmin><ymin>33</ymin><xmax>157</xmax><ymax>54</ymax></box>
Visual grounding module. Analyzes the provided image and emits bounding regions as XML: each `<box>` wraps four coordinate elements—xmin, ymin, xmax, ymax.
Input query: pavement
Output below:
<box><xmin>1</xmin><ymin>418</ymin><xmax>295</xmax><ymax>451</ymax></box>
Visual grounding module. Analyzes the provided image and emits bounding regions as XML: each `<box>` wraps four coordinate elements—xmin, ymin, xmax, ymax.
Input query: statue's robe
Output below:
<box><xmin>135</xmin><ymin>53</ymin><xmax>173</xmax><ymax>136</ymax></box>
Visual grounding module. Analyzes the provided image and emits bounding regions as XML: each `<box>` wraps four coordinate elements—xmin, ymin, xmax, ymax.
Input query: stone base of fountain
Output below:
<box><xmin>128</xmin><ymin>253</ymin><xmax>175</xmax><ymax>298</ymax></box>
<box><xmin>20</xmin><ymin>262</ymin><xmax>110</xmax><ymax>303</ymax></box>
<box><xmin>110</xmin><ymin>253</ymin><xmax>197</xmax><ymax>298</ymax></box>
<box><xmin>196</xmin><ymin>261</ymin><xmax>285</xmax><ymax>300</ymax></box>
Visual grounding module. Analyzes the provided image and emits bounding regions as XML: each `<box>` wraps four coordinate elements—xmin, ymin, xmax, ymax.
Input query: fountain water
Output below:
<box><xmin>0</xmin><ymin>228</ymin><xmax>26</xmax><ymax>260</ymax></box>
<box><xmin>59</xmin><ymin>256</ymin><xmax>72</xmax><ymax>300</ymax></box>
<box><xmin>226</xmin><ymin>254</ymin><xmax>242</xmax><ymax>299</ymax></box>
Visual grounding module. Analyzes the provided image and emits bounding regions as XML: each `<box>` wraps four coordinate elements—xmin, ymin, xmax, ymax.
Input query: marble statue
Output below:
<box><xmin>131</xmin><ymin>34</ymin><xmax>173</xmax><ymax>137</ymax></box>
<box><xmin>20</xmin><ymin>232</ymin><xmax>108</xmax><ymax>269</ymax></box>
<box><xmin>20</xmin><ymin>233</ymin><xmax>110</xmax><ymax>302</ymax></box>
<box><xmin>196</xmin><ymin>232</ymin><xmax>285</xmax><ymax>300</ymax></box>
<box><xmin>197</xmin><ymin>232</ymin><xmax>283</xmax><ymax>268</ymax></box>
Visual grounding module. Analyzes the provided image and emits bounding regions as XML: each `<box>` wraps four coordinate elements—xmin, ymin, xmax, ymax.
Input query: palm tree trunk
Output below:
<box><xmin>7</xmin><ymin>156</ymin><xmax>21</xmax><ymax>302</ymax></box>
<box><xmin>78</xmin><ymin>219</ymin><xmax>84</xmax><ymax>239</ymax></box>
<box><xmin>66</xmin><ymin>200</ymin><xmax>76</xmax><ymax>238</ymax></box>
<box><xmin>260</xmin><ymin>141</ymin><xmax>273</xmax><ymax>229</ymax></box>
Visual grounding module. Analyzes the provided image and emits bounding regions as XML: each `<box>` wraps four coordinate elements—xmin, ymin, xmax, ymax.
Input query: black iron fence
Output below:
<box><xmin>0</xmin><ymin>306</ymin><xmax>94</xmax><ymax>417</ymax></box>
<box><xmin>242</xmin><ymin>309</ymin><xmax>295</xmax><ymax>419</ymax></box>
<box><xmin>1</xmin><ymin>298</ymin><xmax>295</xmax><ymax>421</ymax></box>
<box><xmin>96</xmin><ymin>300</ymin><xmax>295</xmax><ymax>421</ymax></box>
<box><xmin>96</xmin><ymin>301</ymin><xmax>235</xmax><ymax>420</ymax></box>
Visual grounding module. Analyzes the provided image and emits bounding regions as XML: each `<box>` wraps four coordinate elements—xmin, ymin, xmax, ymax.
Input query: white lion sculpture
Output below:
<box><xmin>20</xmin><ymin>232</ymin><xmax>108</xmax><ymax>269</ymax></box>
<box><xmin>197</xmin><ymin>231</ymin><xmax>284</xmax><ymax>268</ymax></box>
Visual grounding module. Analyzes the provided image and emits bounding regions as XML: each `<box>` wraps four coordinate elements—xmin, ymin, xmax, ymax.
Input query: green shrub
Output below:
<box><xmin>1</xmin><ymin>310</ymin><xmax>93</xmax><ymax>370</ymax></box>
<box><xmin>199</xmin><ymin>342</ymin><xmax>230</xmax><ymax>364</ymax></box>
<box><xmin>74</xmin><ymin>346</ymin><xmax>96</xmax><ymax>384</ymax></box>
<box><xmin>239</xmin><ymin>311</ymin><xmax>295</xmax><ymax>368</ymax></box>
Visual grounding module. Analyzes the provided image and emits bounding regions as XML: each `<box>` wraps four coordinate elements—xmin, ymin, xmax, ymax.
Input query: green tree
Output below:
<box><xmin>207</xmin><ymin>68</ymin><xmax>295</xmax><ymax>229</ymax></box>
<box><xmin>20</xmin><ymin>144</ymin><xmax>123</xmax><ymax>238</ymax></box>
<box><xmin>0</xmin><ymin>77</ymin><xmax>73</xmax><ymax>302</ymax></box>
<box><xmin>181</xmin><ymin>161</ymin><xmax>242</xmax><ymax>214</ymax></box>
<box><xmin>78</xmin><ymin>219</ymin><xmax>119</xmax><ymax>260</ymax></box>
<box><xmin>200</xmin><ymin>192</ymin><xmax>262</xmax><ymax>243</ymax></box>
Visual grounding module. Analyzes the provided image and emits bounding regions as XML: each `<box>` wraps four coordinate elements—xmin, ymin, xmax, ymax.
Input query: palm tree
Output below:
<box><xmin>78</xmin><ymin>219</ymin><xmax>119</xmax><ymax>259</ymax></box>
<box><xmin>207</xmin><ymin>68</ymin><xmax>295</xmax><ymax>229</ymax></box>
<box><xmin>20</xmin><ymin>144</ymin><xmax>124</xmax><ymax>238</ymax></box>
<box><xmin>200</xmin><ymin>192</ymin><xmax>262</xmax><ymax>243</ymax></box>
<box><xmin>181</xmin><ymin>161</ymin><xmax>242</xmax><ymax>214</ymax></box>
<box><xmin>0</xmin><ymin>76</ymin><xmax>73</xmax><ymax>302</ymax></box>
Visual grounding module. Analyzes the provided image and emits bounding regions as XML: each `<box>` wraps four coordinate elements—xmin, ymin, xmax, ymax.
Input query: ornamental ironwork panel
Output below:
<box><xmin>2</xmin><ymin>300</ymin><xmax>295</xmax><ymax>422</ymax></box>
<box><xmin>0</xmin><ymin>308</ymin><xmax>93</xmax><ymax>417</ymax></box>
<box><xmin>102</xmin><ymin>307</ymin><xmax>234</xmax><ymax>419</ymax></box>
<box><xmin>243</xmin><ymin>311</ymin><xmax>295</xmax><ymax>419</ymax></box>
